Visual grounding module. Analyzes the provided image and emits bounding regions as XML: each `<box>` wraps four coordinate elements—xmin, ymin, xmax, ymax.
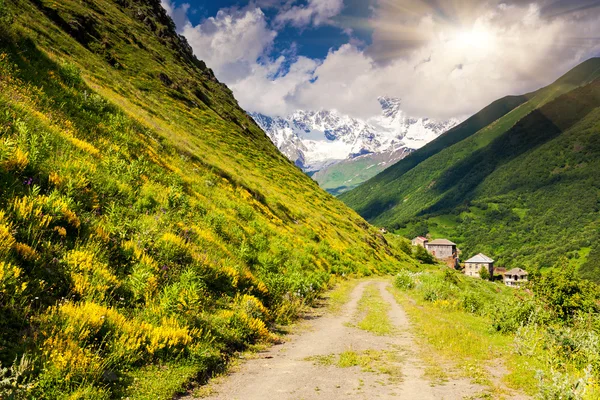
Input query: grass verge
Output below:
<box><xmin>389</xmin><ymin>284</ymin><xmax>541</xmax><ymax>396</ymax></box>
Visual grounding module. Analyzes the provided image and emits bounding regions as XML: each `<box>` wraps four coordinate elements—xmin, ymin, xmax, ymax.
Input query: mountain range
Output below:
<box><xmin>341</xmin><ymin>57</ymin><xmax>600</xmax><ymax>279</ymax></box>
<box><xmin>251</xmin><ymin>97</ymin><xmax>459</xmax><ymax>194</ymax></box>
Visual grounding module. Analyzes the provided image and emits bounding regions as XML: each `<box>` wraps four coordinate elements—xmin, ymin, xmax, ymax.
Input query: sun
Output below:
<box><xmin>455</xmin><ymin>27</ymin><xmax>494</xmax><ymax>49</ymax></box>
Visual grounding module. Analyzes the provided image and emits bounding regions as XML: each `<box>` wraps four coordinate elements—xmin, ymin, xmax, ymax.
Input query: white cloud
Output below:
<box><xmin>275</xmin><ymin>0</ymin><xmax>345</xmax><ymax>28</ymax></box>
<box><xmin>180</xmin><ymin>8</ymin><xmax>278</xmax><ymax>83</ymax></box>
<box><xmin>163</xmin><ymin>1</ymin><xmax>600</xmax><ymax>120</ymax></box>
<box><xmin>160</xmin><ymin>0</ymin><xmax>190</xmax><ymax>30</ymax></box>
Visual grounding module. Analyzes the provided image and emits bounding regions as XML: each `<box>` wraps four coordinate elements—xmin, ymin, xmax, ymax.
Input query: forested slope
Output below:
<box><xmin>341</xmin><ymin>58</ymin><xmax>600</xmax><ymax>277</ymax></box>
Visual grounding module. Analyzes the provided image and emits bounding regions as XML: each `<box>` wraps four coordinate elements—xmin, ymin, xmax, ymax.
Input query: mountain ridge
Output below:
<box><xmin>251</xmin><ymin>98</ymin><xmax>459</xmax><ymax>193</ymax></box>
<box><xmin>341</xmin><ymin>57</ymin><xmax>600</xmax><ymax>277</ymax></box>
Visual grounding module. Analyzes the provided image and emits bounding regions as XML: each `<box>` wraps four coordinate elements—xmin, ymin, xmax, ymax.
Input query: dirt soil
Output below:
<box><xmin>183</xmin><ymin>280</ymin><xmax>498</xmax><ymax>399</ymax></box>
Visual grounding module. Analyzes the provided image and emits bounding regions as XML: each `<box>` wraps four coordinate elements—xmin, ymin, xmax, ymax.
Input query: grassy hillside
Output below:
<box><xmin>312</xmin><ymin>149</ymin><xmax>412</xmax><ymax>196</ymax></box>
<box><xmin>340</xmin><ymin>58</ymin><xmax>600</xmax><ymax>222</ymax></box>
<box><xmin>0</xmin><ymin>0</ymin><xmax>417</xmax><ymax>398</ymax></box>
<box><xmin>341</xmin><ymin>58</ymin><xmax>600</xmax><ymax>278</ymax></box>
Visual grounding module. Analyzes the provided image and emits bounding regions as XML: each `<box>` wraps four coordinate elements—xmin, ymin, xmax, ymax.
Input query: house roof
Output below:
<box><xmin>505</xmin><ymin>268</ymin><xmax>528</xmax><ymax>276</ymax></box>
<box><xmin>413</xmin><ymin>236</ymin><xmax>427</xmax><ymax>241</ymax></box>
<box><xmin>465</xmin><ymin>253</ymin><xmax>494</xmax><ymax>263</ymax></box>
<box><xmin>427</xmin><ymin>239</ymin><xmax>456</xmax><ymax>246</ymax></box>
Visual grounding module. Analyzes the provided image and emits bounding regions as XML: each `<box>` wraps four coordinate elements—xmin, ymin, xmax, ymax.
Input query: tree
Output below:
<box><xmin>480</xmin><ymin>266</ymin><xmax>491</xmax><ymax>281</ymax></box>
<box><xmin>414</xmin><ymin>245</ymin><xmax>435</xmax><ymax>264</ymax></box>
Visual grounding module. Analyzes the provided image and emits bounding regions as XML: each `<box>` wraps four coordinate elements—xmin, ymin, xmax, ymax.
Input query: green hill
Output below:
<box><xmin>0</xmin><ymin>0</ymin><xmax>416</xmax><ymax>398</ymax></box>
<box><xmin>341</xmin><ymin>58</ymin><xmax>600</xmax><ymax>278</ymax></box>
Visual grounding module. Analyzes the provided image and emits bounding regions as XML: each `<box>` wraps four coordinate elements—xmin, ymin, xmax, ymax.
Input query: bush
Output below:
<box><xmin>59</xmin><ymin>63</ymin><xmax>83</xmax><ymax>87</ymax></box>
<box><xmin>532</xmin><ymin>266</ymin><xmax>599</xmax><ymax>322</ymax></box>
<box><xmin>394</xmin><ymin>270</ymin><xmax>415</xmax><ymax>290</ymax></box>
<box><xmin>414</xmin><ymin>245</ymin><xmax>435</xmax><ymax>264</ymax></box>
<box><xmin>491</xmin><ymin>298</ymin><xmax>540</xmax><ymax>333</ymax></box>
<box><xmin>420</xmin><ymin>278</ymin><xmax>457</xmax><ymax>302</ymax></box>
<box><xmin>479</xmin><ymin>266</ymin><xmax>490</xmax><ymax>281</ymax></box>
<box><xmin>460</xmin><ymin>291</ymin><xmax>484</xmax><ymax>314</ymax></box>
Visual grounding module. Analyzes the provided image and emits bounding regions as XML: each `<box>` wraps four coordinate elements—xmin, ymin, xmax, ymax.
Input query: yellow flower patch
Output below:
<box><xmin>14</xmin><ymin>242</ymin><xmax>39</xmax><ymax>261</ymax></box>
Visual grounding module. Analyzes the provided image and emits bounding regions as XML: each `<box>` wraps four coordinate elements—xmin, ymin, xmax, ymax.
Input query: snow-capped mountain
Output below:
<box><xmin>251</xmin><ymin>97</ymin><xmax>459</xmax><ymax>173</ymax></box>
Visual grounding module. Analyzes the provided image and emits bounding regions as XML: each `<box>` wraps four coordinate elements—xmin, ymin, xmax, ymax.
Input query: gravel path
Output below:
<box><xmin>184</xmin><ymin>280</ymin><xmax>486</xmax><ymax>400</ymax></box>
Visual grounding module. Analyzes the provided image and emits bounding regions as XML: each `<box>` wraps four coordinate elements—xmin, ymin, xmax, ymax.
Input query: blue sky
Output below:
<box><xmin>161</xmin><ymin>0</ymin><xmax>600</xmax><ymax>120</ymax></box>
<box><xmin>166</xmin><ymin>0</ymin><xmax>375</xmax><ymax>64</ymax></box>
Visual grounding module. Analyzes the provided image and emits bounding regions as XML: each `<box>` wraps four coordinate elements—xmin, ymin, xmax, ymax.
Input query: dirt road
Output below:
<box><xmin>185</xmin><ymin>280</ymin><xmax>486</xmax><ymax>399</ymax></box>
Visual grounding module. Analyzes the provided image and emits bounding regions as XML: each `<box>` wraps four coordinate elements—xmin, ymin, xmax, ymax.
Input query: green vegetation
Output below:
<box><xmin>393</xmin><ymin>267</ymin><xmax>600</xmax><ymax>398</ymax></box>
<box><xmin>341</xmin><ymin>58</ymin><xmax>600</xmax><ymax>279</ymax></box>
<box><xmin>306</xmin><ymin>349</ymin><xmax>402</xmax><ymax>381</ymax></box>
<box><xmin>0</xmin><ymin>1</ymin><xmax>417</xmax><ymax>398</ymax></box>
<box><xmin>312</xmin><ymin>151</ymin><xmax>410</xmax><ymax>196</ymax></box>
<box><xmin>325</xmin><ymin>278</ymin><xmax>360</xmax><ymax>315</ymax></box>
<box><xmin>355</xmin><ymin>284</ymin><xmax>394</xmax><ymax>335</ymax></box>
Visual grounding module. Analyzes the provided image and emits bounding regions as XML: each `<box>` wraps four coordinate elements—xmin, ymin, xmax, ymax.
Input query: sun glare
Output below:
<box><xmin>455</xmin><ymin>28</ymin><xmax>493</xmax><ymax>49</ymax></box>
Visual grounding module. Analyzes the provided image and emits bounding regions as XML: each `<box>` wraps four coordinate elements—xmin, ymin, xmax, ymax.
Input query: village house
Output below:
<box><xmin>425</xmin><ymin>239</ymin><xmax>458</xmax><ymax>265</ymax></box>
<box><xmin>379</xmin><ymin>227</ymin><xmax>388</xmax><ymax>234</ymax></box>
<box><xmin>412</xmin><ymin>236</ymin><xmax>428</xmax><ymax>247</ymax></box>
<box><xmin>504</xmin><ymin>268</ymin><xmax>529</xmax><ymax>287</ymax></box>
<box><xmin>464</xmin><ymin>253</ymin><xmax>494</xmax><ymax>279</ymax></box>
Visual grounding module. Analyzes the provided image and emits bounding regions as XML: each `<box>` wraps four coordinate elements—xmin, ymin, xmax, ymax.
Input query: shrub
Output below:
<box><xmin>414</xmin><ymin>245</ymin><xmax>435</xmax><ymax>264</ymax></box>
<box><xmin>420</xmin><ymin>277</ymin><xmax>457</xmax><ymax>302</ymax></box>
<box><xmin>479</xmin><ymin>266</ymin><xmax>490</xmax><ymax>281</ymax></box>
<box><xmin>460</xmin><ymin>291</ymin><xmax>484</xmax><ymax>314</ymax></box>
<box><xmin>60</xmin><ymin>63</ymin><xmax>83</xmax><ymax>87</ymax></box>
<box><xmin>491</xmin><ymin>298</ymin><xmax>540</xmax><ymax>333</ymax></box>
<box><xmin>394</xmin><ymin>270</ymin><xmax>415</xmax><ymax>290</ymax></box>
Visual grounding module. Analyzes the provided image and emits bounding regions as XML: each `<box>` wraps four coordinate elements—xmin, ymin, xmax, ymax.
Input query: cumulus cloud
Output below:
<box><xmin>275</xmin><ymin>0</ymin><xmax>345</xmax><ymax>28</ymax></box>
<box><xmin>163</xmin><ymin>1</ymin><xmax>600</xmax><ymax>120</ymax></box>
<box><xmin>179</xmin><ymin>8</ymin><xmax>278</xmax><ymax>83</ymax></box>
<box><xmin>160</xmin><ymin>0</ymin><xmax>190</xmax><ymax>30</ymax></box>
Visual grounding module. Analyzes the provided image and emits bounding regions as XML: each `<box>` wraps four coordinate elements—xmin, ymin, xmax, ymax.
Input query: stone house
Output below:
<box><xmin>425</xmin><ymin>239</ymin><xmax>457</xmax><ymax>260</ymax></box>
<box><xmin>412</xmin><ymin>236</ymin><xmax>428</xmax><ymax>247</ymax></box>
<box><xmin>464</xmin><ymin>253</ymin><xmax>494</xmax><ymax>279</ymax></box>
<box><xmin>504</xmin><ymin>268</ymin><xmax>529</xmax><ymax>287</ymax></box>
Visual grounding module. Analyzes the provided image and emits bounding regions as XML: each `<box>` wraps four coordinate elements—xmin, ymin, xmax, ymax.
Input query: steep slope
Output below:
<box><xmin>341</xmin><ymin>57</ymin><xmax>600</xmax><ymax>277</ymax></box>
<box><xmin>0</xmin><ymin>1</ymin><xmax>415</xmax><ymax>398</ymax></box>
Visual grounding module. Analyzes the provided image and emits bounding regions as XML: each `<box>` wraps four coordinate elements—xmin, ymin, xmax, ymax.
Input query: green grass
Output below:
<box><xmin>306</xmin><ymin>349</ymin><xmax>403</xmax><ymax>381</ymax></box>
<box><xmin>390</xmin><ymin>268</ymin><xmax>600</xmax><ymax>399</ymax></box>
<box><xmin>390</xmin><ymin>281</ymin><xmax>541</xmax><ymax>395</ymax></box>
<box><xmin>121</xmin><ymin>362</ymin><xmax>199</xmax><ymax>400</ymax></box>
<box><xmin>326</xmin><ymin>278</ymin><xmax>361</xmax><ymax>315</ymax></box>
<box><xmin>355</xmin><ymin>283</ymin><xmax>395</xmax><ymax>335</ymax></box>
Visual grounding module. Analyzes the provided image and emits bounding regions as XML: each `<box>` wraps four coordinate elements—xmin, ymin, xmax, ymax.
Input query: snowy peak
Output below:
<box><xmin>251</xmin><ymin>98</ymin><xmax>459</xmax><ymax>173</ymax></box>
<box><xmin>378</xmin><ymin>96</ymin><xmax>402</xmax><ymax>120</ymax></box>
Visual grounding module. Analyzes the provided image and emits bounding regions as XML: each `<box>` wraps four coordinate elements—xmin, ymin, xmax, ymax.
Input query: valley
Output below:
<box><xmin>1</xmin><ymin>0</ymin><xmax>600</xmax><ymax>399</ymax></box>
